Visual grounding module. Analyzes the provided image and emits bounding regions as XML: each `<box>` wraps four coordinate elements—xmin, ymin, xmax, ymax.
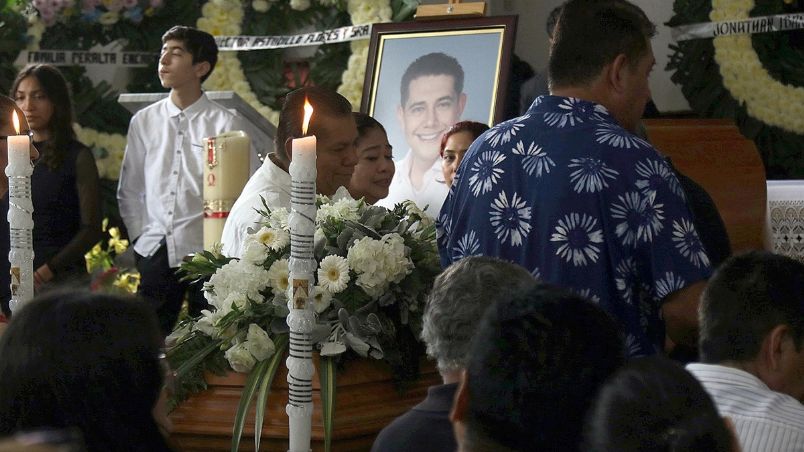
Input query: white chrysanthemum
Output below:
<box><xmin>489</xmin><ymin>191</ymin><xmax>532</xmax><ymax>247</ymax></box>
<box><xmin>318</xmin><ymin>255</ymin><xmax>350</xmax><ymax>294</ymax></box>
<box><xmin>550</xmin><ymin>212</ymin><xmax>604</xmax><ymax>266</ymax></box>
<box><xmin>568</xmin><ymin>157</ymin><xmax>619</xmax><ymax>193</ymax></box>
<box><xmin>672</xmin><ymin>219</ymin><xmax>710</xmax><ymax>268</ymax></box>
<box><xmin>252</xmin><ymin>0</ymin><xmax>270</xmax><ymax>12</ymax></box>
<box><xmin>467</xmin><ymin>150</ymin><xmax>506</xmax><ymax>197</ymax></box>
<box><xmin>313</xmin><ymin>286</ymin><xmax>333</xmax><ymax>314</ymax></box>
<box><xmin>266</xmin><ymin>207</ymin><xmax>289</xmax><ymax>229</ymax></box>
<box><xmin>207</xmin><ymin>260</ymin><xmax>270</xmax><ymax>308</ymax></box>
<box><xmin>289</xmin><ymin>0</ymin><xmax>310</xmax><ymax>10</ymax></box>
<box><xmin>266</xmin><ymin>259</ymin><xmax>290</xmax><ymax>293</ymax></box>
<box><xmin>512</xmin><ymin>140</ymin><xmax>555</xmax><ymax>177</ymax></box>
<box><xmin>347</xmin><ymin>234</ymin><xmax>412</xmax><ymax>298</ymax></box>
<box><xmin>254</xmin><ymin>226</ymin><xmax>290</xmax><ymax>251</ymax></box>
<box><xmin>241</xmin><ymin>239</ymin><xmax>269</xmax><ymax>264</ymax></box>
<box><xmin>317</xmin><ymin>198</ymin><xmax>360</xmax><ymax>223</ymax></box>
<box><xmin>225</xmin><ymin>342</ymin><xmax>256</xmax><ymax>373</ymax></box>
<box><xmin>245</xmin><ymin>324</ymin><xmax>276</xmax><ymax>361</ymax></box>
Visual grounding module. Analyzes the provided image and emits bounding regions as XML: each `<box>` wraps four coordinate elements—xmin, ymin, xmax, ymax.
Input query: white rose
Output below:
<box><xmin>241</xmin><ymin>239</ymin><xmax>268</xmax><ymax>264</ymax></box>
<box><xmin>244</xmin><ymin>323</ymin><xmax>276</xmax><ymax>360</ymax></box>
<box><xmin>225</xmin><ymin>342</ymin><xmax>256</xmax><ymax>373</ymax></box>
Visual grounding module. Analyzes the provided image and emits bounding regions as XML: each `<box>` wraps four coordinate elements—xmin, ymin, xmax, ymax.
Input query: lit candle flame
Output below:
<box><xmin>12</xmin><ymin>110</ymin><xmax>20</xmax><ymax>135</ymax></box>
<box><xmin>302</xmin><ymin>98</ymin><xmax>314</xmax><ymax>135</ymax></box>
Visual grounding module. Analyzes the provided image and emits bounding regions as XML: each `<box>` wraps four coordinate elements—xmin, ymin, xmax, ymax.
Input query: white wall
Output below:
<box><xmin>488</xmin><ymin>0</ymin><xmax>692</xmax><ymax>113</ymax></box>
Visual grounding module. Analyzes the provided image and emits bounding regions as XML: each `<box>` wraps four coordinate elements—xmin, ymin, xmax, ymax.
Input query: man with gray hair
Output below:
<box><xmin>370</xmin><ymin>256</ymin><xmax>537</xmax><ymax>452</ymax></box>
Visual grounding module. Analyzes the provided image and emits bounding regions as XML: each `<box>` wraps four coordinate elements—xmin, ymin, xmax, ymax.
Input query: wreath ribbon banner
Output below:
<box><xmin>216</xmin><ymin>24</ymin><xmax>372</xmax><ymax>51</ymax></box>
<box><xmin>672</xmin><ymin>12</ymin><xmax>804</xmax><ymax>40</ymax></box>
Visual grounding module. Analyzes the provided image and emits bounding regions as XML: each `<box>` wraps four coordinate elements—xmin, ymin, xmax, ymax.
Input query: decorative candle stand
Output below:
<box><xmin>286</xmin><ymin>99</ymin><xmax>317</xmax><ymax>452</ymax></box>
<box><xmin>6</xmin><ymin>112</ymin><xmax>33</xmax><ymax>313</ymax></box>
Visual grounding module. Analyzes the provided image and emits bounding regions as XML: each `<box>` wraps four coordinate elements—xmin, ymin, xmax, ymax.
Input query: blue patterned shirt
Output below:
<box><xmin>437</xmin><ymin>96</ymin><xmax>712</xmax><ymax>357</ymax></box>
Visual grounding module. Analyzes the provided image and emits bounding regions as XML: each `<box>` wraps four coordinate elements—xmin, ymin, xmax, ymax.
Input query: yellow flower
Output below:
<box><xmin>108</xmin><ymin>227</ymin><xmax>129</xmax><ymax>255</ymax></box>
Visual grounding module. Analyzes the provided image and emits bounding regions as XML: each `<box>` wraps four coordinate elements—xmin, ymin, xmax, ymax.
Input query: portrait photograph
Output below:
<box><xmin>362</xmin><ymin>16</ymin><xmax>517</xmax><ymax>216</ymax></box>
<box><xmin>362</xmin><ymin>16</ymin><xmax>517</xmax><ymax>163</ymax></box>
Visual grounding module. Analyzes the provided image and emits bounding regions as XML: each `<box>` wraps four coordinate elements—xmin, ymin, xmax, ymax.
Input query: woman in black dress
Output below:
<box><xmin>0</xmin><ymin>64</ymin><xmax>101</xmax><ymax>316</ymax></box>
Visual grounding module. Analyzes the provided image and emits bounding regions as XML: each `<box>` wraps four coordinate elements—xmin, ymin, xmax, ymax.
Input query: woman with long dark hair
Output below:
<box><xmin>0</xmin><ymin>64</ymin><xmax>101</xmax><ymax>316</ymax></box>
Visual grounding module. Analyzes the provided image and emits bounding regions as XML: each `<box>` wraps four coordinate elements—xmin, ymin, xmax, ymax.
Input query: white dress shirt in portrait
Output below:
<box><xmin>118</xmin><ymin>93</ymin><xmax>240</xmax><ymax>267</ymax></box>
<box><xmin>377</xmin><ymin>152</ymin><xmax>448</xmax><ymax>218</ymax></box>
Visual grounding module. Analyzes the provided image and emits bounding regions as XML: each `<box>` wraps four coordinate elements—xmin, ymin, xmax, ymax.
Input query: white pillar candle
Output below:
<box><xmin>6</xmin><ymin>111</ymin><xmax>34</xmax><ymax>313</ymax></box>
<box><xmin>286</xmin><ymin>98</ymin><xmax>317</xmax><ymax>452</ymax></box>
<box><xmin>203</xmin><ymin>131</ymin><xmax>250</xmax><ymax>250</ymax></box>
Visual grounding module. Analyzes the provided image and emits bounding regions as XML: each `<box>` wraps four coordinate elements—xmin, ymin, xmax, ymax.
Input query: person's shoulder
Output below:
<box><xmin>203</xmin><ymin>96</ymin><xmax>237</xmax><ymax>120</ymax></box>
<box><xmin>130</xmin><ymin>97</ymin><xmax>170</xmax><ymax>123</ymax></box>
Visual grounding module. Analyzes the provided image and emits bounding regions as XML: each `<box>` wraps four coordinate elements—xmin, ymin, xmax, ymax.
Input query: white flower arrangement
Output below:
<box><xmin>73</xmin><ymin>123</ymin><xmax>127</xmax><ymax>180</ymax></box>
<box><xmin>711</xmin><ymin>0</ymin><xmax>804</xmax><ymax>134</ymax></box>
<box><xmin>170</xmin><ymin>196</ymin><xmax>440</xmax><ymax>379</ymax></box>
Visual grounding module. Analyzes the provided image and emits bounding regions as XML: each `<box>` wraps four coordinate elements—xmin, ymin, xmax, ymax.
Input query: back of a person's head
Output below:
<box><xmin>0</xmin><ymin>291</ymin><xmax>170</xmax><ymax>451</ymax></box>
<box><xmin>275</xmin><ymin>86</ymin><xmax>353</xmax><ymax>161</ymax></box>
<box><xmin>464</xmin><ymin>283</ymin><xmax>625</xmax><ymax>451</ymax></box>
<box><xmin>161</xmin><ymin>25</ymin><xmax>218</xmax><ymax>82</ymax></box>
<box><xmin>585</xmin><ymin>357</ymin><xmax>734</xmax><ymax>452</ymax></box>
<box><xmin>421</xmin><ymin>256</ymin><xmax>536</xmax><ymax>375</ymax></box>
<box><xmin>549</xmin><ymin>0</ymin><xmax>656</xmax><ymax>88</ymax></box>
<box><xmin>699</xmin><ymin>250</ymin><xmax>804</xmax><ymax>363</ymax></box>
<box><xmin>400</xmin><ymin>52</ymin><xmax>464</xmax><ymax>106</ymax></box>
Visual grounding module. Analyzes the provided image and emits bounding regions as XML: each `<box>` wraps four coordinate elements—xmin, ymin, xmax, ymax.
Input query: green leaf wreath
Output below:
<box><xmin>667</xmin><ymin>0</ymin><xmax>804</xmax><ymax>178</ymax></box>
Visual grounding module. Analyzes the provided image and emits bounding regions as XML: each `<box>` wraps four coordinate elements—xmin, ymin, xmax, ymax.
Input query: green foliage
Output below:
<box><xmin>0</xmin><ymin>7</ymin><xmax>27</xmax><ymax>94</ymax></box>
<box><xmin>319</xmin><ymin>356</ymin><xmax>336</xmax><ymax>452</ymax></box>
<box><xmin>667</xmin><ymin>0</ymin><xmax>804</xmax><ymax>178</ymax></box>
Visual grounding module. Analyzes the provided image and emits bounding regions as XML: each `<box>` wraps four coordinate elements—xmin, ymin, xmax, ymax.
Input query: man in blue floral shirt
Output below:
<box><xmin>438</xmin><ymin>0</ymin><xmax>712</xmax><ymax>357</ymax></box>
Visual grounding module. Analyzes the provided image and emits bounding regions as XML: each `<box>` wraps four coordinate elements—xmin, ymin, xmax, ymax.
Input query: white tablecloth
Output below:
<box><xmin>765</xmin><ymin>180</ymin><xmax>804</xmax><ymax>260</ymax></box>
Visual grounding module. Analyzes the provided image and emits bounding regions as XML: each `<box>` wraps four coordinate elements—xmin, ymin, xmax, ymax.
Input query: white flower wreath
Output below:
<box><xmin>711</xmin><ymin>0</ymin><xmax>804</xmax><ymax>134</ymax></box>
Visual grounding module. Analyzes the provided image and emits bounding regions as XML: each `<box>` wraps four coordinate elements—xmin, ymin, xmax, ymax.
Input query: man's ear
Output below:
<box><xmin>457</xmin><ymin>93</ymin><xmax>468</xmax><ymax>117</ymax></box>
<box><xmin>762</xmin><ymin>324</ymin><xmax>789</xmax><ymax>371</ymax></box>
<box><xmin>608</xmin><ymin>53</ymin><xmax>629</xmax><ymax>94</ymax></box>
<box><xmin>194</xmin><ymin>61</ymin><xmax>211</xmax><ymax>81</ymax></box>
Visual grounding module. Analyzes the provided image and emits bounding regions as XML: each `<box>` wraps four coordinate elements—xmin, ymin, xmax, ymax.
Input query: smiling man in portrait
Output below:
<box><xmin>378</xmin><ymin>52</ymin><xmax>467</xmax><ymax>217</ymax></box>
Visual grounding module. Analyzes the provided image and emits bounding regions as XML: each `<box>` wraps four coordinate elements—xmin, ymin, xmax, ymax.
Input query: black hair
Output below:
<box><xmin>162</xmin><ymin>25</ymin><xmax>218</xmax><ymax>83</ymax></box>
<box><xmin>700</xmin><ymin>250</ymin><xmax>804</xmax><ymax>363</ymax></box>
<box><xmin>546</xmin><ymin>4</ymin><xmax>563</xmax><ymax>39</ymax></box>
<box><xmin>585</xmin><ymin>357</ymin><xmax>734</xmax><ymax>452</ymax></box>
<box><xmin>274</xmin><ymin>86</ymin><xmax>353</xmax><ymax>163</ymax></box>
<box><xmin>464</xmin><ymin>283</ymin><xmax>625</xmax><ymax>451</ymax></box>
<box><xmin>549</xmin><ymin>0</ymin><xmax>656</xmax><ymax>88</ymax></box>
<box><xmin>11</xmin><ymin>64</ymin><xmax>76</xmax><ymax>169</ymax></box>
<box><xmin>399</xmin><ymin>52</ymin><xmax>464</xmax><ymax>106</ymax></box>
<box><xmin>353</xmin><ymin>112</ymin><xmax>386</xmax><ymax>138</ymax></box>
<box><xmin>0</xmin><ymin>290</ymin><xmax>172</xmax><ymax>451</ymax></box>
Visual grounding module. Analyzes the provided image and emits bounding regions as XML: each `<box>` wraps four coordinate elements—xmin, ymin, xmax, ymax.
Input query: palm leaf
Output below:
<box><xmin>231</xmin><ymin>359</ymin><xmax>272</xmax><ymax>452</ymax></box>
<box><xmin>319</xmin><ymin>356</ymin><xmax>337</xmax><ymax>452</ymax></box>
<box><xmin>254</xmin><ymin>334</ymin><xmax>289</xmax><ymax>451</ymax></box>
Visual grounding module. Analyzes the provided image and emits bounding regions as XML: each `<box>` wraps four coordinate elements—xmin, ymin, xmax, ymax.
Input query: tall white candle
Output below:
<box><xmin>286</xmin><ymin>98</ymin><xmax>317</xmax><ymax>452</ymax></box>
<box><xmin>6</xmin><ymin>110</ymin><xmax>34</xmax><ymax>312</ymax></box>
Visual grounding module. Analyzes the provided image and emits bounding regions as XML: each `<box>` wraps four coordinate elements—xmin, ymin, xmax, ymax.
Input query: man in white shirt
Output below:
<box><xmin>221</xmin><ymin>86</ymin><xmax>358</xmax><ymax>258</ymax></box>
<box><xmin>378</xmin><ymin>53</ymin><xmax>467</xmax><ymax>218</ymax></box>
<box><xmin>687</xmin><ymin>251</ymin><xmax>804</xmax><ymax>452</ymax></box>
<box><xmin>118</xmin><ymin>26</ymin><xmax>240</xmax><ymax>335</ymax></box>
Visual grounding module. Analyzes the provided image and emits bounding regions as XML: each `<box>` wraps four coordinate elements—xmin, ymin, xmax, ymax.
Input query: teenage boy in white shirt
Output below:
<box><xmin>118</xmin><ymin>26</ymin><xmax>240</xmax><ymax>335</ymax></box>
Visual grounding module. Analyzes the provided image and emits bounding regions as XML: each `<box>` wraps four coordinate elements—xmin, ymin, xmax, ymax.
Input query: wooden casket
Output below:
<box><xmin>169</xmin><ymin>356</ymin><xmax>440</xmax><ymax>451</ymax></box>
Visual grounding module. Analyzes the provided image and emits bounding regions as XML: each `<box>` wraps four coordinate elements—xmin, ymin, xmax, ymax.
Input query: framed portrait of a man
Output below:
<box><xmin>361</xmin><ymin>16</ymin><xmax>517</xmax><ymax>217</ymax></box>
